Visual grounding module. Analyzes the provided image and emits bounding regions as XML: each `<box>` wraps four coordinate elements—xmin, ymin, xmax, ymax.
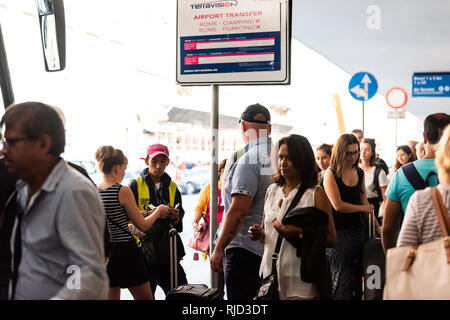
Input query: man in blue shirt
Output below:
<box><xmin>211</xmin><ymin>103</ymin><xmax>274</xmax><ymax>300</ymax></box>
<box><xmin>382</xmin><ymin>112</ymin><xmax>450</xmax><ymax>252</ymax></box>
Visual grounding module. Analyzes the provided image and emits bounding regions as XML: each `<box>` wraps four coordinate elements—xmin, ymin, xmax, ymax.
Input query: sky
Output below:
<box><xmin>0</xmin><ymin>0</ymin><xmax>424</xmax><ymax>169</ymax></box>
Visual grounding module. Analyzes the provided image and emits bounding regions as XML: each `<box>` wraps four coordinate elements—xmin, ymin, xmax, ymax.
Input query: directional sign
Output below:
<box><xmin>348</xmin><ymin>72</ymin><xmax>378</xmax><ymax>101</ymax></box>
<box><xmin>386</xmin><ymin>87</ymin><xmax>408</xmax><ymax>109</ymax></box>
<box><xmin>412</xmin><ymin>73</ymin><xmax>450</xmax><ymax>97</ymax></box>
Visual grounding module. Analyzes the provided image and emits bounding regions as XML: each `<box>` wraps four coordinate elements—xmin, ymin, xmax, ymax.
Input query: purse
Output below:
<box><xmin>384</xmin><ymin>187</ymin><xmax>450</xmax><ymax>300</ymax></box>
<box><xmin>254</xmin><ymin>183</ymin><xmax>308</xmax><ymax>300</ymax></box>
<box><xmin>188</xmin><ymin>221</ymin><xmax>210</xmax><ymax>253</ymax></box>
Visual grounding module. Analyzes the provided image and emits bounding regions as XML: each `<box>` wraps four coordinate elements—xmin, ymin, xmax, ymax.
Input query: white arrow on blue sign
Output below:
<box><xmin>348</xmin><ymin>72</ymin><xmax>378</xmax><ymax>101</ymax></box>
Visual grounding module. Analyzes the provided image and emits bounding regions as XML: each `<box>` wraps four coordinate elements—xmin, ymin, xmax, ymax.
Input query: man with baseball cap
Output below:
<box><xmin>211</xmin><ymin>103</ymin><xmax>274</xmax><ymax>300</ymax></box>
<box><xmin>129</xmin><ymin>143</ymin><xmax>187</xmax><ymax>296</ymax></box>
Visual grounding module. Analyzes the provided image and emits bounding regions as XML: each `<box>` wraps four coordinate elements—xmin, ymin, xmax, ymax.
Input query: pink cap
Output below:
<box><xmin>141</xmin><ymin>143</ymin><xmax>169</xmax><ymax>160</ymax></box>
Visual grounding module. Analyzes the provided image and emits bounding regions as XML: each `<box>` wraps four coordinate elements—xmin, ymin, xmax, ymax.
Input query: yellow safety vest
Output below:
<box><xmin>134</xmin><ymin>176</ymin><xmax>178</xmax><ymax>246</ymax></box>
<box><xmin>136</xmin><ymin>176</ymin><xmax>177</xmax><ymax>210</ymax></box>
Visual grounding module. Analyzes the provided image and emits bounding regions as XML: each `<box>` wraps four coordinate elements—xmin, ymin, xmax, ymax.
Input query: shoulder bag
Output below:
<box><xmin>384</xmin><ymin>187</ymin><xmax>450</xmax><ymax>299</ymax></box>
<box><xmin>255</xmin><ymin>183</ymin><xmax>308</xmax><ymax>300</ymax></box>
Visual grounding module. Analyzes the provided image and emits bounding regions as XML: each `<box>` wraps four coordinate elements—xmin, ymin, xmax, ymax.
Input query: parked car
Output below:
<box><xmin>70</xmin><ymin>160</ymin><xmax>97</xmax><ymax>175</ymax></box>
<box><xmin>177</xmin><ymin>165</ymin><xmax>210</xmax><ymax>195</ymax></box>
<box><xmin>122</xmin><ymin>169</ymin><xmax>142</xmax><ymax>186</ymax></box>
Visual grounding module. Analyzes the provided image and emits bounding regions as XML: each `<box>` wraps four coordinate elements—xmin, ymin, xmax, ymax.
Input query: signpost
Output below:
<box><xmin>176</xmin><ymin>0</ymin><xmax>291</xmax><ymax>85</ymax></box>
<box><xmin>177</xmin><ymin>0</ymin><xmax>292</xmax><ymax>290</ymax></box>
<box><xmin>386</xmin><ymin>86</ymin><xmax>408</xmax><ymax>146</ymax></box>
<box><xmin>348</xmin><ymin>72</ymin><xmax>378</xmax><ymax>132</ymax></box>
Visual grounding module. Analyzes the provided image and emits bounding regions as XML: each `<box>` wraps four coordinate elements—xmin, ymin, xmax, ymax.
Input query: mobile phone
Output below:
<box><xmin>272</xmin><ymin>218</ymin><xmax>284</xmax><ymax>228</ymax></box>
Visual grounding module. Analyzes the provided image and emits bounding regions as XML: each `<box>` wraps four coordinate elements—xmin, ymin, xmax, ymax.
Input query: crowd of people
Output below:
<box><xmin>0</xmin><ymin>101</ymin><xmax>449</xmax><ymax>300</ymax></box>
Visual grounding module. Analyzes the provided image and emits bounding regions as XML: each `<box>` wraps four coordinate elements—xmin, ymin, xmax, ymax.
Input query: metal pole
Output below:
<box><xmin>0</xmin><ymin>24</ymin><xmax>14</xmax><ymax>109</ymax></box>
<box><xmin>362</xmin><ymin>101</ymin><xmax>365</xmax><ymax>133</ymax></box>
<box><xmin>210</xmin><ymin>84</ymin><xmax>219</xmax><ymax>289</ymax></box>
<box><xmin>395</xmin><ymin>118</ymin><xmax>398</xmax><ymax>147</ymax></box>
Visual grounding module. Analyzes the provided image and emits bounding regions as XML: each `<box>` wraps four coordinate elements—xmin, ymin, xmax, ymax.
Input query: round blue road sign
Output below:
<box><xmin>348</xmin><ymin>72</ymin><xmax>378</xmax><ymax>101</ymax></box>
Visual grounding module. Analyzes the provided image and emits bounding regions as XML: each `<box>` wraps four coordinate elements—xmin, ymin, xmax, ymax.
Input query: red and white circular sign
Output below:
<box><xmin>386</xmin><ymin>87</ymin><xmax>408</xmax><ymax>109</ymax></box>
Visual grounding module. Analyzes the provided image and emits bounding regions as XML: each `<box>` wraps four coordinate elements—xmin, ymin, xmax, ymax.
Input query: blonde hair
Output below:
<box><xmin>436</xmin><ymin>124</ymin><xmax>450</xmax><ymax>184</ymax></box>
<box><xmin>415</xmin><ymin>142</ymin><xmax>425</xmax><ymax>158</ymax></box>
<box><xmin>95</xmin><ymin>145</ymin><xmax>126</xmax><ymax>174</ymax></box>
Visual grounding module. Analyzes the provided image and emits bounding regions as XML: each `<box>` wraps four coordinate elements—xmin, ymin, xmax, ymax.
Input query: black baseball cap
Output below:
<box><xmin>240</xmin><ymin>103</ymin><xmax>271</xmax><ymax>124</ymax></box>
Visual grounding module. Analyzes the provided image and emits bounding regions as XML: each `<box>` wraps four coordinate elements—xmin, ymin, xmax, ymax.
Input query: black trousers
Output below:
<box><xmin>0</xmin><ymin>284</ymin><xmax>8</xmax><ymax>300</ymax></box>
<box><xmin>224</xmin><ymin>247</ymin><xmax>262</xmax><ymax>300</ymax></box>
<box><xmin>147</xmin><ymin>263</ymin><xmax>188</xmax><ymax>296</ymax></box>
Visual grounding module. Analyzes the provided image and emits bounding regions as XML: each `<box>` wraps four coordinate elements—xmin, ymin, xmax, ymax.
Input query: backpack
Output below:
<box><xmin>397</xmin><ymin>162</ymin><xmax>438</xmax><ymax>229</ymax></box>
<box><xmin>375</xmin><ymin>158</ymin><xmax>389</xmax><ymax>176</ymax></box>
<box><xmin>371</xmin><ymin>165</ymin><xmax>384</xmax><ymax>205</ymax></box>
<box><xmin>401</xmin><ymin>162</ymin><xmax>438</xmax><ymax>191</ymax></box>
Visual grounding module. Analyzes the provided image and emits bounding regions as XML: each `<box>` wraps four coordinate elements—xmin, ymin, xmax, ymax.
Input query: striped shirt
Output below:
<box><xmin>397</xmin><ymin>184</ymin><xmax>450</xmax><ymax>247</ymax></box>
<box><xmin>99</xmin><ymin>184</ymin><xmax>133</xmax><ymax>242</ymax></box>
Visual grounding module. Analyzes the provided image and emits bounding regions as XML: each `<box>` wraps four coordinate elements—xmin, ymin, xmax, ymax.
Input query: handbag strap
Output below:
<box><xmin>402</xmin><ymin>187</ymin><xmax>450</xmax><ymax>271</ymax></box>
<box><xmin>430</xmin><ymin>187</ymin><xmax>450</xmax><ymax>263</ymax></box>
<box><xmin>105</xmin><ymin>185</ymin><xmax>140</xmax><ymax>245</ymax></box>
<box><xmin>271</xmin><ymin>183</ymin><xmax>308</xmax><ymax>273</ymax></box>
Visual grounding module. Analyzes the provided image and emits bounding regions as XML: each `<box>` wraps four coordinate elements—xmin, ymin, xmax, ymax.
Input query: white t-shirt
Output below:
<box><xmin>362</xmin><ymin>166</ymin><xmax>388</xmax><ymax>198</ymax></box>
<box><xmin>260</xmin><ymin>183</ymin><xmax>319</xmax><ymax>300</ymax></box>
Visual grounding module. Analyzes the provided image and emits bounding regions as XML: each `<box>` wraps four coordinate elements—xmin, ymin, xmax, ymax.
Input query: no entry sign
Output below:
<box><xmin>386</xmin><ymin>87</ymin><xmax>407</xmax><ymax>109</ymax></box>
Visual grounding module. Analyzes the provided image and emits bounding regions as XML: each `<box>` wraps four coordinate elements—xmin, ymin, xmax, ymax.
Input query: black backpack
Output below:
<box><xmin>396</xmin><ymin>162</ymin><xmax>438</xmax><ymax>228</ymax></box>
<box><xmin>401</xmin><ymin>162</ymin><xmax>438</xmax><ymax>191</ymax></box>
<box><xmin>371</xmin><ymin>165</ymin><xmax>384</xmax><ymax>206</ymax></box>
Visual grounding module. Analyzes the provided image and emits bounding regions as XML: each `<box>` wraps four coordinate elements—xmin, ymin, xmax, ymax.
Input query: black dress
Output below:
<box><xmin>99</xmin><ymin>184</ymin><xmax>149</xmax><ymax>288</ymax></box>
<box><xmin>325</xmin><ymin>167</ymin><xmax>365</xmax><ymax>300</ymax></box>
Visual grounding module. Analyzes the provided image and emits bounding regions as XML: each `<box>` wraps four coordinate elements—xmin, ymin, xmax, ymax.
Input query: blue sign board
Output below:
<box><xmin>348</xmin><ymin>72</ymin><xmax>378</xmax><ymax>101</ymax></box>
<box><xmin>412</xmin><ymin>73</ymin><xmax>450</xmax><ymax>97</ymax></box>
<box><xmin>180</xmin><ymin>32</ymin><xmax>281</xmax><ymax>75</ymax></box>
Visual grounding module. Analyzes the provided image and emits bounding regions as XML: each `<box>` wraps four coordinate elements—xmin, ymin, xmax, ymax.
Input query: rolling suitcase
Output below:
<box><xmin>165</xmin><ymin>228</ymin><xmax>224</xmax><ymax>301</ymax></box>
<box><xmin>362</xmin><ymin>211</ymin><xmax>385</xmax><ymax>300</ymax></box>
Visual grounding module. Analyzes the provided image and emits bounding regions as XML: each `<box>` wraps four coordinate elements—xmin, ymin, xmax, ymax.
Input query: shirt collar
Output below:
<box><xmin>15</xmin><ymin>158</ymin><xmax>66</xmax><ymax>194</ymax></box>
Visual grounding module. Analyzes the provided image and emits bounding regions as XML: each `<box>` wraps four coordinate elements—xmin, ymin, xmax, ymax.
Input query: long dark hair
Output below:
<box><xmin>361</xmin><ymin>138</ymin><xmax>377</xmax><ymax>167</ymax></box>
<box><xmin>394</xmin><ymin>145</ymin><xmax>414</xmax><ymax>171</ymax></box>
<box><xmin>272</xmin><ymin>134</ymin><xmax>318</xmax><ymax>188</ymax></box>
<box><xmin>330</xmin><ymin>133</ymin><xmax>360</xmax><ymax>178</ymax></box>
<box><xmin>317</xmin><ymin>143</ymin><xmax>333</xmax><ymax>157</ymax></box>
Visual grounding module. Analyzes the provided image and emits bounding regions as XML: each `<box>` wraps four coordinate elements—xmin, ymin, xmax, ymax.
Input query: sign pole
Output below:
<box><xmin>385</xmin><ymin>87</ymin><xmax>408</xmax><ymax>147</ymax></box>
<box><xmin>348</xmin><ymin>72</ymin><xmax>377</xmax><ymax>131</ymax></box>
<box><xmin>395</xmin><ymin>117</ymin><xmax>398</xmax><ymax>147</ymax></box>
<box><xmin>210</xmin><ymin>84</ymin><xmax>219</xmax><ymax>289</ymax></box>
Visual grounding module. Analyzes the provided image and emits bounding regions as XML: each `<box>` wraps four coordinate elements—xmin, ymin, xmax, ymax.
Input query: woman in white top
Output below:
<box><xmin>248</xmin><ymin>134</ymin><xmax>336</xmax><ymax>300</ymax></box>
<box><xmin>397</xmin><ymin>124</ymin><xmax>450</xmax><ymax>246</ymax></box>
<box><xmin>360</xmin><ymin>138</ymin><xmax>388</xmax><ymax>223</ymax></box>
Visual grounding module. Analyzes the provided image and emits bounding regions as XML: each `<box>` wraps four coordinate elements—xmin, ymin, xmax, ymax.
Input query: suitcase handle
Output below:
<box><xmin>169</xmin><ymin>228</ymin><xmax>178</xmax><ymax>290</ymax></box>
<box><xmin>169</xmin><ymin>228</ymin><xmax>178</xmax><ymax>237</ymax></box>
